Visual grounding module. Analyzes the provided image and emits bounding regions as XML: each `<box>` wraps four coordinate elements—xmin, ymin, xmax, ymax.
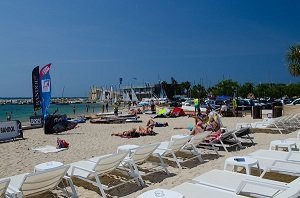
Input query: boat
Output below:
<box><xmin>131</xmin><ymin>88</ymin><xmax>138</xmax><ymax>103</ymax></box>
<box><xmin>56</xmin><ymin>87</ymin><xmax>70</xmax><ymax>105</ymax></box>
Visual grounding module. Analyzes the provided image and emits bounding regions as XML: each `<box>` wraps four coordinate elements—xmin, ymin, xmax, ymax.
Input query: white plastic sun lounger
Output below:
<box><xmin>89</xmin><ymin>143</ymin><xmax>169</xmax><ymax>188</ymax></box>
<box><xmin>68</xmin><ymin>152</ymin><xmax>128</xmax><ymax>198</ymax></box>
<box><xmin>192</xmin><ymin>169</ymin><xmax>287</xmax><ymax>193</ymax></box>
<box><xmin>247</xmin><ymin>149</ymin><xmax>300</xmax><ymax>176</ymax></box>
<box><xmin>171</xmin><ymin>179</ymin><xmax>300</xmax><ymax>198</ymax></box>
<box><xmin>140</xmin><ymin>169</ymin><xmax>300</xmax><ymax>198</ymax></box>
<box><xmin>6</xmin><ymin>165</ymin><xmax>76</xmax><ymax>198</ymax></box>
<box><xmin>184</xmin><ymin>131</ymin><xmax>219</xmax><ymax>157</ymax></box>
<box><xmin>153</xmin><ymin>135</ymin><xmax>199</xmax><ymax>169</ymax></box>
<box><xmin>248</xmin><ymin>149</ymin><xmax>300</xmax><ymax>162</ymax></box>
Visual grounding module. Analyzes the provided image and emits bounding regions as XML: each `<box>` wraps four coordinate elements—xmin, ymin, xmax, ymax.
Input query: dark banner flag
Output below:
<box><xmin>39</xmin><ymin>63</ymin><xmax>52</xmax><ymax>119</ymax></box>
<box><xmin>32</xmin><ymin>66</ymin><xmax>41</xmax><ymax>111</ymax></box>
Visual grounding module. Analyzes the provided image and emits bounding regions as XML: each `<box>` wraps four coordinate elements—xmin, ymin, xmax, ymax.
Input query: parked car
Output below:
<box><xmin>170</xmin><ymin>96</ymin><xmax>185</xmax><ymax>107</ymax></box>
<box><xmin>287</xmin><ymin>98</ymin><xmax>300</xmax><ymax>105</ymax></box>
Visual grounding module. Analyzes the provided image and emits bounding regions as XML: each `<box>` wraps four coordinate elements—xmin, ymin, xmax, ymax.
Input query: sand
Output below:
<box><xmin>0</xmin><ymin>111</ymin><xmax>299</xmax><ymax>197</ymax></box>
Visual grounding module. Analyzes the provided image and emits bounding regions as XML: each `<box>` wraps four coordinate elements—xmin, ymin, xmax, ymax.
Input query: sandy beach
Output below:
<box><xmin>1</xmin><ymin>111</ymin><xmax>298</xmax><ymax>198</ymax></box>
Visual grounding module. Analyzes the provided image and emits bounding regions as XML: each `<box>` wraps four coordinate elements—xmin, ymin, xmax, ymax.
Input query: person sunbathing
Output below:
<box><xmin>146</xmin><ymin>119</ymin><xmax>168</xmax><ymax>128</ymax></box>
<box><xmin>111</xmin><ymin>126</ymin><xmax>156</xmax><ymax>137</ymax></box>
<box><xmin>138</xmin><ymin>126</ymin><xmax>157</xmax><ymax>136</ymax></box>
<box><xmin>111</xmin><ymin>128</ymin><xmax>141</xmax><ymax>138</ymax></box>
<box><xmin>129</xmin><ymin>108</ymin><xmax>143</xmax><ymax>115</ymax></box>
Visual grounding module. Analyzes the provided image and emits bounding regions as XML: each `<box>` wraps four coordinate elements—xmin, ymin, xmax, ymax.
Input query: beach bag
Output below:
<box><xmin>57</xmin><ymin>138</ymin><xmax>69</xmax><ymax>149</ymax></box>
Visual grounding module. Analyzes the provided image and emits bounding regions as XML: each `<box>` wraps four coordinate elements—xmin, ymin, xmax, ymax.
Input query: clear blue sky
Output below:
<box><xmin>0</xmin><ymin>0</ymin><xmax>299</xmax><ymax>97</ymax></box>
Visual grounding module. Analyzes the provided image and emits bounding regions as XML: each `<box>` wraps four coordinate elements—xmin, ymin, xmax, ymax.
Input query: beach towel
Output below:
<box><xmin>32</xmin><ymin>145</ymin><xmax>68</xmax><ymax>153</ymax></box>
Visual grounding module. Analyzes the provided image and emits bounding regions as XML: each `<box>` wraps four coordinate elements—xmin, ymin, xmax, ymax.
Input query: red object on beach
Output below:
<box><xmin>171</xmin><ymin>107</ymin><xmax>186</xmax><ymax>117</ymax></box>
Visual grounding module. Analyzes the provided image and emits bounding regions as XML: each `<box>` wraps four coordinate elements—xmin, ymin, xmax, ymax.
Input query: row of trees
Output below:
<box><xmin>158</xmin><ymin>44</ymin><xmax>300</xmax><ymax>100</ymax></box>
<box><xmin>159</xmin><ymin>79</ymin><xmax>300</xmax><ymax>99</ymax></box>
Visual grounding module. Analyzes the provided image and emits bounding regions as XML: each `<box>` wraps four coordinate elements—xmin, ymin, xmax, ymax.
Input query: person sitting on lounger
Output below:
<box><xmin>190</xmin><ymin>121</ymin><xmax>205</xmax><ymax>136</ymax></box>
<box><xmin>174</xmin><ymin>116</ymin><xmax>202</xmax><ymax>131</ymax></box>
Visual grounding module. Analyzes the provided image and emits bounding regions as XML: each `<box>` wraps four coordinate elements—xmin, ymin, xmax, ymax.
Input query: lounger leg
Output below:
<box><xmin>94</xmin><ymin>173</ymin><xmax>107</xmax><ymax>198</ymax></box>
<box><xmin>156</xmin><ymin>154</ymin><xmax>170</xmax><ymax>175</ymax></box>
<box><xmin>171</xmin><ymin>152</ymin><xmax>182</xmax><ymax>169</ymax></box>
<box><xmin>247</xmin><ymin>134</ymin><xmax>254</xmax><ymax>144</ymax></box>
<box><xmin>219</xmin><ymin>140</ymin><xmax>228</xmax><ymax>152</ymax></box>
<box><xmin>131</xmin><ymin>163</ymin><xmax>145</xmax><ymax>187</ymax></box>
<box><xmin>191</xmin><ymin>144</ymin><xmax>204</xmax><ymax>163</ymax></box>
<box><xmin>64</xmin><ymin>176</ymin><xmax>78</xmax><ymax>198</ymax></box>
<box><xmin>127</xmin><ymin>163</ymin><xmax>144</xmax><ymax>187</ymax></box>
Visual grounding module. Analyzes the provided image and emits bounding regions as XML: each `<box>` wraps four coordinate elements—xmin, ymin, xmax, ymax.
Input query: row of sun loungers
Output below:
<box><xmin>237</xmin><ymin>114</ymin><xmax>300</xmax><ymax>134</ymax></box>
<box><xmin>0</xmin><ymin>132</ymin><xmax>222</xmax><ymax>197</ymax></box>
<box><xmin>138</xmin><ymin>129</ymin><xmax>300</xmax><ymax>197</ymax></box>
<box><xmin>0</xmin><ymin>124</ymin><xmax>271</xmax><ymax>197</ymax></box>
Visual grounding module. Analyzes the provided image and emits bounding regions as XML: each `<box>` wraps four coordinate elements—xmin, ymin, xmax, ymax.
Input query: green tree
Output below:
<box><xmin>239</xmin><ymin>82</ymin><xmax>254</xmax><ymax>98</ymax></box>
<box><xmin>171</xmin><ymin>77</ymin><xmax>178</xmax><ymax>95</ymax></box>
<box><xmin>181</xmin><ymin>81</ymin><xmax>191</xmax><ymax>95</ymax></box>
<box><xmin>211</xmin><ymin>79</ymin><xmax>239</xmax><ymax>96</ymax></box>
<box><xmin>287</xmin><ymin>45</ymin><xmax>300</xmax><ymax>76</ymax></box>
<box><xmin>191</xmin><ymin>84</ymin><xmax>207</xmax><ymax>98</ymax></box>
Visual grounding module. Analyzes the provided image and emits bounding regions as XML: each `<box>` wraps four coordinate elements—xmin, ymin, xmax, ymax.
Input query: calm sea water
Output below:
<box><xmin>0</xmin><ymin>103</ymin><xmax>114</xmax><ymax>122</ymax></box>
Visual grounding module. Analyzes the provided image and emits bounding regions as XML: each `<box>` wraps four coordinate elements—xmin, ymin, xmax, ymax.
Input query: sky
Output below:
<box><xmin>0</xmin><ymin>0</ymin><xmax>299</xmax><ymax>97</ymax></box>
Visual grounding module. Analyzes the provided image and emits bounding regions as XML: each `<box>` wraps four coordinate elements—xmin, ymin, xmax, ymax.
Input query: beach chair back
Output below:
<box><xmin>191</xmin><ymin>131</ymin><xmax>211</xmax><ymax>145</ymax></box>
<box><xmin>94</xmin><ymin>152</ymin><xmax>128</xmax><ymax>174</ymax></box>
<box><xmin>219</xmin><ymin>130</ymin><xmax>236</xmax><ymax>140</ymax></box>
<box><xmin>234</xmin><ymin>127</ymin><xmax>250</xmax><ymax>137</ymax></box>
<box><xmin>20</xmin><ymin>165</ymin><xmax>69</xmax><ymax>197</ymax></box>
<box><xmin>0</xmin><ymin>178</ymin><xmax>10</xmax><ymax>197</ymax></box>
<box><xmin>130</xmin><ymin>143</ymin><xmax>160</xmax><ymax>164</ymax></box>
<box><xmin>169</xmin><ymin>136</ymin><xmax>192</xmax><ymax>152</ymax></box>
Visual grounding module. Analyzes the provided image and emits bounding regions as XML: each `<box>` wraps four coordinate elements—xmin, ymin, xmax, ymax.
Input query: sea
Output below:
<box><xmin>0</xmin><ymin>102</ymin><xmax>114</xmax><ymax>123</ymax></box>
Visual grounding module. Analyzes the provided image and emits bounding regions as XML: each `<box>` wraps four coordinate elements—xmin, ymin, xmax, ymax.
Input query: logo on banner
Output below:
<box><xmin>40</xmin><ymin>64</ymin><xmax>51</xmax><ymax>77</ymax></box>
<box><xmin>42</xmin><ymin>79</ymin><xmax>51</xmax><ymax>93</ymax></box>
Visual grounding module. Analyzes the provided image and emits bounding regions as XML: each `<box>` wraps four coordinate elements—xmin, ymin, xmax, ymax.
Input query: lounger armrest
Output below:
<box><xmin>273</xmin><ymin>159</ymin><xmax>300</xmax><ymax>166</ymax></box>
<box><xmin>71</xmin><ymin>165</ymin><xmax>95</xmax><ymax>175</ymax></box>
<box><xmin>236</xmin><ymin>179</ymin><xmax>288</xmax><ymax>195</ymax></box>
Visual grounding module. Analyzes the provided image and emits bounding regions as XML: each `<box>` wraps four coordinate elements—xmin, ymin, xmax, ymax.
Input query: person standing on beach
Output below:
<box><xmin>150</xmin><ymin>100</ymin><xmax>155</xmax><ymax>113</ymax></box>
<box><xmin>232</xmin><ymin>98</ymin><xmax>237</xmax><ymax>117</ymax></box>
<box><xmin>194</xmin><ymin>98</ymin><xmax>200</xmax><ymax>115</ymax></box>
<box><xmin>106</xmin><ymin>102</ymin><xmax>109</xmax><ymax>112</ymax></box>
<box><xmin>73</xmin><ymin>106</ymin><xmax>76</xmax><ymax>115</ymax></box>
<box><xmin>6</xmin><ymin>112</ymin><xmax>12</xmax><ymax>121</ymax></box>
<box><xmin>102</xmin><ymin>104</ymin><xmax>105</xmax><ymax>113</ymax></box>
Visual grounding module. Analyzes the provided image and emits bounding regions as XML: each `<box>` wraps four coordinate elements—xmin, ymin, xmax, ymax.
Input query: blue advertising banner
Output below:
<box><xmin>39</xmin><ymin>64</ymin><xmax>52</xmax><ymax>119</ymax></box>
